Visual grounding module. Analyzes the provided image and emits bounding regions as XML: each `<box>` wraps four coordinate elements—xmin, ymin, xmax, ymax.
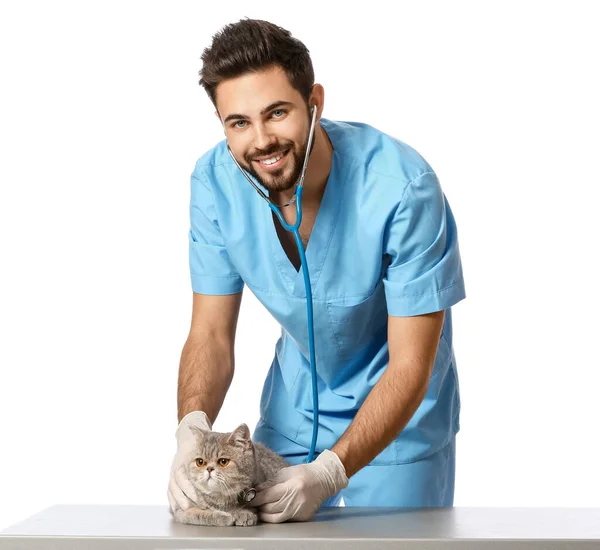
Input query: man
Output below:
<box><xmin>168</xmin><ymin>18</ymin><xmax>466</xmax><ymax>523</ymax></box>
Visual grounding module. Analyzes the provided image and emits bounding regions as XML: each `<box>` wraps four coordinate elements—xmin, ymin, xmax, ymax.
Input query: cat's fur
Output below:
<box><xmin>170</xmin><ymin>423</ymin><xmax>289</xmax><ymax>526</ymax></box>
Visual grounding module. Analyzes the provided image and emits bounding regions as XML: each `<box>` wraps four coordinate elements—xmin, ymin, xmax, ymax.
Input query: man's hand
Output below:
<box><xmin>167</xmin><ymin>411</ymin><xmax>212</xmax><ymax>513</ymax></box>
<box><xmin>252</xmin><ymin>449</ymin><xmax>349</xmax><ymax>523</ymax></box>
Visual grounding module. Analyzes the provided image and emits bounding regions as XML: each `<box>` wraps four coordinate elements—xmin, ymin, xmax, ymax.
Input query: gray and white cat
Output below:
<box><xmin>171</xmin><ymin>423</ymin><xmax>289</xmax><ymax>526</ymax></box>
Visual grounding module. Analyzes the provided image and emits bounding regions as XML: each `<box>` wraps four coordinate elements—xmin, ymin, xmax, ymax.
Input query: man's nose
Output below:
<box><xmin>253</xmin><ymin>124</ymin><xmax>277</xmax><ymax>151</ymax></box>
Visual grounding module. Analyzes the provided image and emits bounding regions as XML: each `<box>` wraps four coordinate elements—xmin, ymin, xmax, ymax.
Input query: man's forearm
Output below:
<box><xmin>331</xmin><ymin>360</ymin><xmax>431</xmax><ymax>478</ymax></box>
<box><xmin>177</xmin><ymin>334</ymin><xmax>234</xmax><ymax>424</ymax></box>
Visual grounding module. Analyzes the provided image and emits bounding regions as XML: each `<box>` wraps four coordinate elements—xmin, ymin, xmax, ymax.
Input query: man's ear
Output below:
<box><xmin>309</xmin><ymin>83</ymin><xmax>325</xmax><ymax>121</ymax></box>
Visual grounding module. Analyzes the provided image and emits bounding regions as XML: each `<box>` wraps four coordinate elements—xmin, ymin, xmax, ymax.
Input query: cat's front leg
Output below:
<box><xmin>174</xmin><ymin>506</ymin><xmax>235</xmax><ymax>526</ymax></box>
<box><xmin>231</xmin><ymin>507</ymin><xmax>258</xmax><ymax>526</ymax></box>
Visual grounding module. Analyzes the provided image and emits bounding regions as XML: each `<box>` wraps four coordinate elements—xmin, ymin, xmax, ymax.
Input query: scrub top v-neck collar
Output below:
<box><xmin>262</xmin><ymin>122</ymin><xmax>346</xmax><ymax>300</ymax></box>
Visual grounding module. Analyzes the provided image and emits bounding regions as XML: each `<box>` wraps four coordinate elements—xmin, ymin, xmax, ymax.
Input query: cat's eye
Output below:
<box><xmin>195</xmin><ymin>458</ymin><xmax>204</xmax><ymax>467</ymax></box>
<box><xmin>218</xmin><ymin>458</ymin><xmax>230</xmax><ymax>467</ymax></box>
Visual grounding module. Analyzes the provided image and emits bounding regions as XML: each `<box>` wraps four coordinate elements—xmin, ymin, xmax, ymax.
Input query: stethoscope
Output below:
<box><xmin>226</xmin><ymin>105</ymin><xmax>320</xmax><ymax>465</ymax></box>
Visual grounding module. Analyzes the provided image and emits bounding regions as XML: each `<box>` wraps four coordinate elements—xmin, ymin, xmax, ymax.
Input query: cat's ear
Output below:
<box><xmin>188</xmin><ymin>424</ymin><xmax>207</xmax><ymax>439</ymax></box>
<box><xmin>227</xmin><ymin>423</ymin><xmax>252</xmax><ymax>449</ymax></box>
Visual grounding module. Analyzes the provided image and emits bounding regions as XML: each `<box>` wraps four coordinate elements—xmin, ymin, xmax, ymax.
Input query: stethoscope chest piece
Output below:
<box><xmin>240</xmin><ymin>487</ymin><xmax>256</xmax><ymax>503</ymax></box>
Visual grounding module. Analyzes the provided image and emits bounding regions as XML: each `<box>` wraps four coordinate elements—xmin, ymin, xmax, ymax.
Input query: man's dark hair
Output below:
<box><xmin>199</xmin><ymin>19</ymin><xmax>315</xmax><ymax>107</ymax></box>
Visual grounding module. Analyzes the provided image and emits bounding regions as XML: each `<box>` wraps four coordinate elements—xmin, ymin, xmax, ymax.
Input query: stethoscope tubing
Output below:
<box><xmin>227</xmin><ymin>106</ymin><xmax>320</xmax><ymax>463</ymax></box>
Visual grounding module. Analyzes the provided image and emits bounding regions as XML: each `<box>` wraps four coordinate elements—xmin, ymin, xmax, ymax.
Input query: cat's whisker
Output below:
<box><xmin>219</xmin><ymin>476</ymin><xmax>236</xmax><ymax>496</ymax></box>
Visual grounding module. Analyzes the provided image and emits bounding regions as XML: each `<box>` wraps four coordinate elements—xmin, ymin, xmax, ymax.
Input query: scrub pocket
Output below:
<box><xmin>326</xmin><ymin>280</ymin><xmax>388</xmax><ymax>363</ymax></box>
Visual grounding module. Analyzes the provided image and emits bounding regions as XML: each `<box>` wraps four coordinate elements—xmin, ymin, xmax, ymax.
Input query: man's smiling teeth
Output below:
<box><xmin>258</xmin><ymin>151</ymin><xmax>285</xmax><ymax>165</ymax></box>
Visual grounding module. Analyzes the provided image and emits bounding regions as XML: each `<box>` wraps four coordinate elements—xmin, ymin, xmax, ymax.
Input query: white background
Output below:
<box><xmin>1</xmin><ymin>0</ymin><xmax>599</xmax><ymax>530</ymax></box>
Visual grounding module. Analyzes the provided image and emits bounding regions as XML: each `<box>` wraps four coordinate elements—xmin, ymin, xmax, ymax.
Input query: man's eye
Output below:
<box><xmin>234</xmin><ymin>120</ymin><xmax>247</xmax><ymax>129</ymax></box>
<box><xmin>272</xmin><ymin>109</ymin><xmax>286</xmax><ymax>118</ymax></box>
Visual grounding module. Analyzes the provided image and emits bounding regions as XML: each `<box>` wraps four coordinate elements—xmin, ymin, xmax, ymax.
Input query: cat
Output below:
<box><xmin>170</xmin><ymin>422</ymin><xmax>290</xmax><ymax>526</ymax></box>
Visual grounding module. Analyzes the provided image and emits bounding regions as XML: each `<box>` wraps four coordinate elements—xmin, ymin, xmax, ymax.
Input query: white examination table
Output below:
<box><xmin>2</xmin><ymin>505</ymin><xmax>600</xmax><ymax>549</ymax></box>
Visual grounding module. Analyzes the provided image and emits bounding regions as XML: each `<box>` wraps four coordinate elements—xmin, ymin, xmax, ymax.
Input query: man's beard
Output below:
<box><xmin>243</xmin><ymin>140</ymin><xmax>308</xmax><ymax>193</ymax></box>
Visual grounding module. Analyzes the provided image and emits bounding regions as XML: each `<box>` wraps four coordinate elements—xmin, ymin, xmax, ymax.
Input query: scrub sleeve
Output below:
<box><xmin>189</xmin><ymin>167</ymin><xmax>244</xmax><ymax>295</ymax></box>
<box><xmin>383</xmin><ymin>170</ymin><xmax>465</xmax><ymax>317</ymax></box>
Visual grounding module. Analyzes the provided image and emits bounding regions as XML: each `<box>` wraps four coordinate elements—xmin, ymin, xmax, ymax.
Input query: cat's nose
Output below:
<box><xmin>206</xmin><ymin>466</ymin><xmax>214</xmax><ymax>472</ymax></box>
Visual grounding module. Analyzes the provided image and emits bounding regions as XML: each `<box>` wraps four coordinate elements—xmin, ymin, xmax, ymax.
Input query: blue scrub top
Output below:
<box><xmin>188</xmin><ymin>118</ymin><xmax>466</xmax><ymax>465</ymax></box>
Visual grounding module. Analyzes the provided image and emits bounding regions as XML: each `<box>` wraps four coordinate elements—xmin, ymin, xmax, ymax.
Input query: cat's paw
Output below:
<box><xmin>232</xmin><ymin>508</ymin><xmax>258</xmax><ymax>526</ymax></box>
<box><xmin>209</xmin><ymin>510</ymin><xmax>236</xmax><ymax>527</ymax></box>
<box><xmin>174</xmin><ymin>506</ymin><xmax>235</xmax><ymax>527</ymax></box>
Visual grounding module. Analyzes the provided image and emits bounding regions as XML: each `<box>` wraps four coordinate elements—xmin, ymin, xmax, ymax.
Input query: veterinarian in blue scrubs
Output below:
<box><xmin>176</xmin><ymin>19</ymin><xmax>466</xmax><ymax>522</ymax></box>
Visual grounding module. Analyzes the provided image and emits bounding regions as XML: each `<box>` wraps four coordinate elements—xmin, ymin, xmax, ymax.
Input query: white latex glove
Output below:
<box><xmin>167</xmin><ymin>411</ymin><xmax>212</xmax><ymax>512</ymax></box>
<box><xmin>252</xmin><ymin>449</ymin><xmax>349</xmax><ymax>523</ymax></box>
